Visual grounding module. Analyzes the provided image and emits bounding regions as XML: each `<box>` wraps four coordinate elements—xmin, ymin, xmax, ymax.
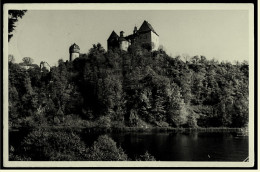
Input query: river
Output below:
<box><xmin>9</xmin><ymin>129</ymin><xmax>248</xmax><ymax>161</ymax></box>
<box><xmin>108</xmin><ymin>131</ymin><xmax>248</xmax><ymax>161</ymax></box>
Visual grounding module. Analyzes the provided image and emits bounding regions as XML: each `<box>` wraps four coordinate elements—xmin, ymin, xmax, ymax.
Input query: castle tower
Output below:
<box><xmin>69</xmin><ymin>43</ymin><xmax>80</xmax><ymax>61</ymax></box>
<box><xmin>119</xmin><ymin>31</ymin><xmax>130</xmax><ymax>51</ymax></box>
<box><xmin>107</xmin><ymin>30</ymin><xmax>120</xmax><ymax>50</ymax></box>
<box><xmin>136</xmin><ymin>20</ymin><xmax>159</xmax><ymax>51</ymax></box>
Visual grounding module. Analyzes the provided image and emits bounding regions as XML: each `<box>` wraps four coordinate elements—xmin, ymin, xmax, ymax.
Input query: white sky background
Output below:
<box><xmin>8</xmin><ymin>9</ymin><xmax>249</xmax><ymax>66</ymax></box>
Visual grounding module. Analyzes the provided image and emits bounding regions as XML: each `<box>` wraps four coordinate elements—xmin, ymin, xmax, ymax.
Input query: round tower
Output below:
<box><xmin>69</xmin><ymin>43</ymin><xmax>80</xmax><ymax>61</ymax></box>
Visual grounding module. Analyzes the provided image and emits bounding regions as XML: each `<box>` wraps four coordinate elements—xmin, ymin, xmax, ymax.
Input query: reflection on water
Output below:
<box><xmin>9</xmin><ymin>129</ymin><xmax>248</xmax><ymax>161</ymax></box>
<box><xmin>109</xmin><ymin>132</ymin><xmax>248</xmax><ymax>161</ymax></box>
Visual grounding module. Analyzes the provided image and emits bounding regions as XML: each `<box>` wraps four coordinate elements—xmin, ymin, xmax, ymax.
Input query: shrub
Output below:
<box><xmin>9</xmin><ymin>145</ymin><xmax>31</xmax><ymax>161</ymax></box>
<box><xmin>96</xmin><ymin>116</ymin><xmax>111</xmax><ymax>128</ymax></box>
<box><xmin>86</xmin><ymin>135</ymin><xmax>128</xmax><ymax>161</ymax></box>
<box><xmin>186</xmin><ymin>113</ymin><xmax>198</xmax><ymax>128</ymax></box>
<box><xmin>63</xmin><ymin>114</ymin><xmax>88</xmax><ymax>127</ymax></box>
<box><xmin>154</xmin><ymin>121</ymin><xmax>169</xmax><ymax>127</ymax></box>
<box><xmin>21</xmin><ymin>129</ymin><xmax>87</xmax><ymax>160</ymax></box>
<box><xmin>20</xmin><ymin>116</ymin><xmax>37</xmax><ymax>128</ymax></box>
<box><xmin>136</xmin><ymin>151</ymin><xmax>156</xmax><ymax>161</ymax></box>
<box><xmin>111</xmin><ymin>120</ymin><xmax>125</xmax><ymax>128</ymax></box>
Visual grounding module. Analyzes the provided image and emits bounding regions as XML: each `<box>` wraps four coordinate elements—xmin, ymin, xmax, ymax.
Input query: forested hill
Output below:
<box><xmin>8</xmin><ymin>44</ymin><xmax>249</xmax><ymax>129</ymax></box>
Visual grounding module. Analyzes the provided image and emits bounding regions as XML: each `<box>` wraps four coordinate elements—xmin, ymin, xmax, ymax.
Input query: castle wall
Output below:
<box><xmin>151</xmin><ymin>32</ymin><xmax>159</xmax><ymax>51</ymax></box>
<box><xmin>120</xmin><ymin>40</ymin><xmax>130</xmax><ymax>51</ymax></box>
<box><xmin>107</xmin><ymin>39</ymin><xmax>120</xmax><ymax>50</ymax></box>
<box><xmin>134</xmin><ymin>31</ymin><xmax>159</xmax><ymax>51</ymax></box>
<box><xmin>70</xmin><ymin>53</ymin><xmax>79</xmax><ymax>61</ymax></box>
<box><xmin>136</xmin><ymin>32</ymin><xmax>151</xmax><ymax>45</ymax></box>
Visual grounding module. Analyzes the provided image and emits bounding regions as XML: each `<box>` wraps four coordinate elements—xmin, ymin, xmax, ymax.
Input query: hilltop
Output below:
<box><xmin>8</xmin><ymin>43</ymin><xmax>249</xmax><ymax>130</ymax></box>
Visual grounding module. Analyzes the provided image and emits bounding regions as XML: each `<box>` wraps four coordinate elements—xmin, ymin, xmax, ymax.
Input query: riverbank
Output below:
<box><xmin>83</xmin><ymin>126</ymin><xmax>248</xmax><ymax>134</ymax></box>
<box><xmin>9</xmin><ymin>126</ymin><xmax>248</xmax><ymax>134</ymax></box>
<box><xmin>9</xmin><ymin>125</ymin><xmax>249</xmax><ymax>161</ymax></box>
<box><xmin>9</xmin><ymin>127</ymin><xmax>249</xmax><ymax>161</ymax></box>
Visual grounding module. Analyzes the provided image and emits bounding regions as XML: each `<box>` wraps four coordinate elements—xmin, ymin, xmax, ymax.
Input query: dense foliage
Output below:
<box><xmin>86</xmin><ymin>135</ymin><xmax>128</xmax><ymax>161</ymax></box>
<box><xmin>8</xmin><ymin>43</ymin><xmax>249</xmax><ymax>161</ymax></box>
<box><xmin>9</xmin><ymin>43</ymin><xmax>249</xmax><ymax>129</ymax></box>
<box><xmin>8</xmin><ymin>10</ymin><xmax>27</xmax><ymax>41</ymax></box>
<box><xmin>10</xmin><ymin>129</ymin><xmax>129</xmax><ymax>161</ymax></box>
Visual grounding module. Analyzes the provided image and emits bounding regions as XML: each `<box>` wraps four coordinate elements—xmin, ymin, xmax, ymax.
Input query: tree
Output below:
<box><xmin>20</xmin><ymin>129</ymin><xmax>87</xmax><ymax>160</ymax></box>
<box><xmin>136</xmin><ymin>151</ymin><xmax>156</xmax><ymax>161</ymax></box>
<box><xmin>7</xmin><ymin>37</ymin><xmax>249</xmax><ymax>129</ymax></box>
<box><xmin>89</xmin><ymin>43</ymin><xmax>105</xmax><ymax>55</ymax></box>
<box><xmin>158</xmin><ymin>44</ymin><xmax>165</xmax><ymax>53</ymax></box>
<box><xmin>182</xmin><ymin>53</ymin><xmax>190</xmax><ymax>63</ymax></box>
<box><xmin>8</xmin><ymin>54</ymin><xmax>15</xmax><ymax>63</ymax></box>
<box><xmin>8</xmin><ymin>10</ymin><xmax>27</xmax><ymax>41</ymax></box>
<box><xmin>22</xmin><ymin>57</ymin><xmax>34</xmax><ymax>65</ymax></box>
<box><xmin>48</xmin><ymin>60</ymin><xmax>70</xmax><ymax>114</ymax></box>
<box><xmin>86</xmin><ymin>135</ymin><xmax>128</xmax><ymax>161</ymax></box>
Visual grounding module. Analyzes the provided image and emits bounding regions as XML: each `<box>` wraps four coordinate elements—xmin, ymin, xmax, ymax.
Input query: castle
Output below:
<box><xmin>107</xmin><ymin>20</ymin><xmax>159</xmax><ymax>51</ymax></box>
<box><xmin>69</xmin><ymin>20</ymin><xmax>159</xmax><ymax>61</ymax></box>
<box><xmin>69</xmin><ymin>43</ymin><xmax>80</xmax><ymax>61</ymax></box>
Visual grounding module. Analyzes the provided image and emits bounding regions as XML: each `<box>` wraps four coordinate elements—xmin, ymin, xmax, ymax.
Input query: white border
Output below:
<box><xmin>3</xmin><ymin>3</ymin><xmax>255</xmax><ymax>168</ymax></box>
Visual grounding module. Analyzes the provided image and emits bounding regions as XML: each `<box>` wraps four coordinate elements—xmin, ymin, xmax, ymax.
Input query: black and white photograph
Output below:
<box><xmin>3</xmin><ymin>3</ymin><xmax>255</xmax><ymax>168</ymax></box>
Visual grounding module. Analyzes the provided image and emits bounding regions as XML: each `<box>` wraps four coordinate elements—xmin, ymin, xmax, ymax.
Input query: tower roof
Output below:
<box><xmin>107</xmin><ymin>30</ymin><xmax>119</xmax><ymax>40</ymax></box>
<box><xmin>69</xmin><ymin>43</ymin><xmax>80</xmax><ymax>53</ymax></box>
<box><xmin>138</xmin><ymin>20</ymin><xmax>159</xmax><ymax>36</ymax></box>
<box><xmin>70</xmin><ymin>43</ymin><xmax>80</xmax><ymax>50</ymax></box>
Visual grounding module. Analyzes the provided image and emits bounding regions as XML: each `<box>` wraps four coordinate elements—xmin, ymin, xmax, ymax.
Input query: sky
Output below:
<box><xmin>8</xmin><ymin>9</ymin><xmax>250</xmax><ymax>66</ymax></box>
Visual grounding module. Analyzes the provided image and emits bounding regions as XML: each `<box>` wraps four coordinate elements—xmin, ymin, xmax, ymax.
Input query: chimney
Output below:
<box><xmin>133</xmin><ymin>26</ymin><xmax>137</xmax><ymax>34</ymax></box>
<box><xmin>120</xmin><ymin>31</ymin><xmax>124</xmax><ymax>37</ymax></box>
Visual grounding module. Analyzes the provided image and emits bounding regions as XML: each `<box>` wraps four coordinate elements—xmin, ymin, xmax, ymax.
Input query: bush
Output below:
<box><xmin>63</xmin><ymin>114</ymin><xmax>88</xmax><ymax>127</ymax></box>
<box><xmin>186</xmin><ymin>113</ymin><xmax>198</xmax><ymax>128</ymax></box>
<box><xmin>9</xmin><ymin>145</ymin><xmax>31</xmax><ymax>161</ymax></box>
<box><xmin>136</xmin><ymin>151</ymin><xmax>156</xmax><ymax>161</ymax></box>
<box><xmin>154</xmin><ymin>121</ymin><xmax>169</xmax><ymax>127</ymax></box>
<box><xmin>111</xmin><ymin>120</ymin><xmax>125</xmax><ymax>128</ymax></box>
<box><xmin>96</xmin><ymin>116</ymin><xmax>111</xmax><ymax>128</ymax></box>
<box><xmin>20</xmin><ymin>129</ymin><xmax>87</xmax><ymax>160</ymax></box>
<box><xmin>20</xmin><ymin>116</ymin><xmax>37</xmax><ymax>128</ymax></box>
<box><xmin>86</xmin><ymin>135</ymin><xmax>128</xmax><ymax>161</ymax></box>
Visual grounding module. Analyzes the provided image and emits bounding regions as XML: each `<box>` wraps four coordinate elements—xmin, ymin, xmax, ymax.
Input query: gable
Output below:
<box><xmin>138</xmin><ymin>20</ymin><xmax>159</xmax><ymax>36</ymax></box>
<box><xmin>108</xmin><ymin>31</ymin><xmax>119</xmax><ymax>41</ymax></box>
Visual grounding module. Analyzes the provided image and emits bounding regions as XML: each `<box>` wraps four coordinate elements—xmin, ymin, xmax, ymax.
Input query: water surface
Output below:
<box><xmin>9</xmin><ymin>129</ymin><xmax>248</xmax><ymax>161</ymax></box>
<box><xmin>108</xmin><ymin>132</ymin><xmax>248</xmax><ymax>161</ymax></box>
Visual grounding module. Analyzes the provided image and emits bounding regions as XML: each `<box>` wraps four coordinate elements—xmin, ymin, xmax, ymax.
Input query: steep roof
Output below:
<box><xmin>69</xmin><ymin>43</ymin><xmax>80</xmax><ymax>50</ymax></box>
<box><xmin>69</xmin><ymin>43</ymin><xmax>80</xmax><ymax>53</ymax></box>
<box><xmin>138</xmin><ymin>20</ymin><xmax>159</xmax><ymax>36</ymax></box>
<box><xmin>107</xmin><ymin>30</ymin><xmax>119</xmax><ymax>40</ymax></box>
